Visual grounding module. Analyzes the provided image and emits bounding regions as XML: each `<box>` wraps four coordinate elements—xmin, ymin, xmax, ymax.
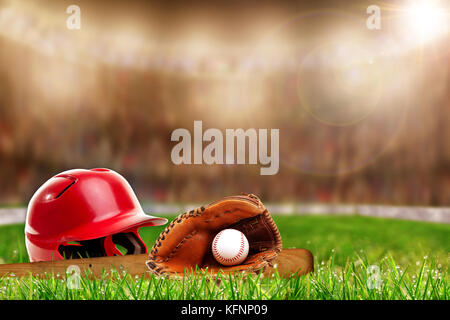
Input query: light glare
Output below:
<box><xmin>405</xmin><ymin>2</ymin><xmax>448</xmax><ymax>42</ymax></box>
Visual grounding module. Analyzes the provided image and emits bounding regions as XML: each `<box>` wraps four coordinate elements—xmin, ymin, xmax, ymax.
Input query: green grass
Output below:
<box><xmin>0</xmin><ymin>215</ymin><xmax>448</xmax><ymax>300</ymax></box>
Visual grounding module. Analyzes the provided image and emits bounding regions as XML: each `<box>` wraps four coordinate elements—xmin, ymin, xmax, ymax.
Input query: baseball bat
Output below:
<box><xmin>0</xmin><ymin>248</ymin><xmax>313</xmax><ymax>279</ymax></box>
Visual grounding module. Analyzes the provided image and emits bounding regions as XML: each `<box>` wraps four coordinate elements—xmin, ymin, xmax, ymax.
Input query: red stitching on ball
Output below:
<box><xmin>213</xmin><ymin>230</ymin><xmax>246</xmax><ymax>264</ymax></box>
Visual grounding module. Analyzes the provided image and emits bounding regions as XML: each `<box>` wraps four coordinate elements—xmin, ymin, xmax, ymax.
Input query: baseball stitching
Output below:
<box><xmin>212</xmin><ymin>230</ymin><xmax>246</xmax><ymax>264</ymax></box>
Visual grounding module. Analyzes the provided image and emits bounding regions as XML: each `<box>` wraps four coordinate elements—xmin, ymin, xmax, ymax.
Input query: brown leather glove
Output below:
<box><xmin>146</xmin><ymin>194</ymin><xmax>282</xmax><ymax>277</ymax></box>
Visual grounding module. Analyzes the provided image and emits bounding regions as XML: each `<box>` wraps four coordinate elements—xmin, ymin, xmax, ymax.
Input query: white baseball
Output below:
<box><xmin>212</xmin><ymin>229</ymin><xmax>249</xmax><ymax>266</ymax></box>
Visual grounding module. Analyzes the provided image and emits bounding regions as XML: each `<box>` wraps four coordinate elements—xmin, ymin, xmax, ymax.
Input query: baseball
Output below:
<box><xmin>212</xmin><ymin>229</ymin><xmax>249</xmax><ymax>266</ymax></box>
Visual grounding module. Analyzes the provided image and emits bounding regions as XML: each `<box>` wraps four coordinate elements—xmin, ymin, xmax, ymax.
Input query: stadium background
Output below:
<box><xmin>0</xmin><ymin>0</ymin><xmax>448</xmax><ymax>206</ymax></box>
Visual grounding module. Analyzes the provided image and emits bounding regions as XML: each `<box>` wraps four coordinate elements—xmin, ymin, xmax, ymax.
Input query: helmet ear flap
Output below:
<box><xmin>57</xmin><ymin>230</ymin><xmax>147</xmax><ymax>260</ymax></box>
<box><xmin>112</xmin><ymin>230</ymin><xmax>147</xmax><ymax>255</ymax></box>
<box><xmin>104</xmin><ymin>235</ymin><xmax>123</xmax><ymax>256</ymax></box>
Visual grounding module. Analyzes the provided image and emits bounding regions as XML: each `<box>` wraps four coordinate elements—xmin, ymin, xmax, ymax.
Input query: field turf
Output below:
<box><xmin>0</xmin><ymin>215</ymin><xmax>448</xmax><ymax>299</ymax></box>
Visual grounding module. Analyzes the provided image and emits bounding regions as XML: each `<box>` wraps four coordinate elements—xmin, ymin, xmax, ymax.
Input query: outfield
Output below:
<box><xmin>0</xmin><ymin>215</ymin><xmax>448</xmax><ymax>299</ymax></box>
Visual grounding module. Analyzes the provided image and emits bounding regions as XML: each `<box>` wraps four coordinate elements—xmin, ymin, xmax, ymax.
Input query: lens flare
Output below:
<box><xmin>403</xmin><ymin>1</ymin><xmax>448</xmax><ymax>43</ymax></box>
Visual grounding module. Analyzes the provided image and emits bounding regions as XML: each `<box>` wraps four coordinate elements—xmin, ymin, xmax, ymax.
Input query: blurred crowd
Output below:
<box><xmin>0</xmin><ymin>8</ymin><xmax>449</xmax><ymax>207</ymax></box>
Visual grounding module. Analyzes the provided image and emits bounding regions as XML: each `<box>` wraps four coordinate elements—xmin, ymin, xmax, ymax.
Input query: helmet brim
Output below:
<box><xmin>58</xmin><ymin>209</ymin><xmax>168</xmax><ymax>243</ymax></box>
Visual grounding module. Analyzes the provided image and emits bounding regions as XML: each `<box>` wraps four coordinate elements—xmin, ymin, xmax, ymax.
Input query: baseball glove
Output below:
<box><xmin>146</xmin><ymin>194</ymin><xmax>282</xmax><ymax>277</ymax></box>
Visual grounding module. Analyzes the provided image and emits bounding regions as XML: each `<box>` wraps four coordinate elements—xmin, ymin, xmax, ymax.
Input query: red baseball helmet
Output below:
<box><xmin>25</xmin><ymin>168</ymin><xmax>168</xmax><ymax>262</ymax></box>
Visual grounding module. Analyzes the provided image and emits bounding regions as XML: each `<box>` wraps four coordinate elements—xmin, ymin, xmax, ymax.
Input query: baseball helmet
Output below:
<box><xmin>25</xmin><ymin>168</ymin><xmax>168</xmax><ymax>262</ymax></box>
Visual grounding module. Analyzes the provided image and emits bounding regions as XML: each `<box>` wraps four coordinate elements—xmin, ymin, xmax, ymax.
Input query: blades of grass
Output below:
<box><xmin>385</xmin><ymin>255</ymin><xmax>408</xmax><ymax>300</ymax></box>
<box><xmin>350</xmin><ymin>261</ymin><xmax>369</xmax><ymax>298</ymax></box>
<box><xmin>123</xmin><ymin>275</ymin><xmax>138</xmax><ymax>300</ymax></box>
<box><xmin>414</xmin><ymin>258</ymin><xmax>426</xmax><ymax>298</ymax></box>
<box><xmin>143</xmin><ymin>274</ymin><xmax>155</xmax><ymax>299</ymax></box>
<box><xmin>28</xmin><ymin>276</ymin><xmax>33</xmax><ymax>300</ymax></box>
<box><xmin>181</xmin><ymin>270</ymin><xmax>186</xmax><ymax>300</ymax></box>
<box><xmin>402</xmin><ymin>273</ymin><xmax>416</xmax><ymax>300</ymax></box>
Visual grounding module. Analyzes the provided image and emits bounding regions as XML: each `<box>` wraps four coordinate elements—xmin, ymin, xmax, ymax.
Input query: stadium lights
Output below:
<box><xmin>402</xmin><ymin>1</ymin><xmax>448</xmax><ymax>43</ymax></box>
